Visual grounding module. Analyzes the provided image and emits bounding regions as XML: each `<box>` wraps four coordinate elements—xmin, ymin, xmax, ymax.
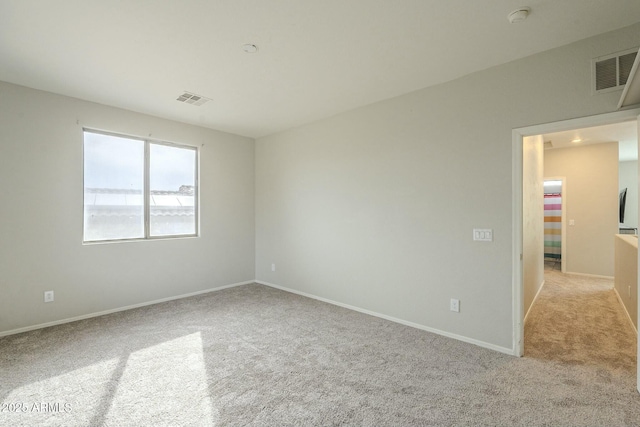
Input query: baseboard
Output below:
<box><xmin>256</xmin><ymin>280</ymin><xmax>515</xmax><ymax>356</ymax></box>
<box><xmin>613</xmin><ymin>287</ymin><xmax>638</xmax><ymax>335</ymax></box>
<box><xmin>565</xmin><ymin>271</ymin><xmax>614</xmax><ymax>280</ymax></box>
<box><xmin>524</xmin><ymin>279</ymin><xmax>545</xmax><ymax>325</ymax></box>
<box><xmin>0</xmin><ymin>280</ymin><xmax>255</xmax><ymax>337</ymax></box>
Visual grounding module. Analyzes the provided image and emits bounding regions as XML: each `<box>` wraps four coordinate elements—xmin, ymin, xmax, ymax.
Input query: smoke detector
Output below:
<box><xmin>243</xmin><ymin>44</ymin><xmax>258</xmax><ymax>53</ymax></box>
<box><xmin>507</xmin><ymin>7</ymin><xmax>530</xmax><ymax>24</ymax></box>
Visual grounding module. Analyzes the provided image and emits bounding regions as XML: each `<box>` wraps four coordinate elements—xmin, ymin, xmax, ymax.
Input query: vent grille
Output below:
<box><xmin>619</xmin><ymin>52</ymin><xmax>636</xmax><ymax>85</ymax></box>
<box><xmin>176</xmin><ymin>91</ymin><xmax>210</xmax><ymax>106</ymax></box>
<box><xmin>595</xmin><ymin>58</ymin><xmax>617</xmax><ymax>91</ymax></box>
<box><xmin>593</xmin><ymin>48</ymin><xmax>638</xmax><ymax>93</ymax></box>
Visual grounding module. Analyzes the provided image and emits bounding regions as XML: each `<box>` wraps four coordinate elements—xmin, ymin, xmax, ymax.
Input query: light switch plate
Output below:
<box><xmin>473</xmin><ymin>229</ymin><xmax>493</xmax><ymax>241</ymax></box>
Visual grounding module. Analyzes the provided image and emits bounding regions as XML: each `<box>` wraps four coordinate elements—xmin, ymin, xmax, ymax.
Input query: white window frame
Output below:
<box><xmin>83</xmin><ymin>128</ymin><xmax>199</xmax><ymax>243</ymax></box>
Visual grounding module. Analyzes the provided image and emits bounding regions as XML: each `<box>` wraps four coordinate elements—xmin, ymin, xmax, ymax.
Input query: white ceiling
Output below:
<box><xmin>2</xmin><ymin>1</ymin><xmax>640</xmax><ymax>138</ymax></box>
<box><xmin>543</xmin><ymin>121</ymin><xmax>638</xmax><ymax>161</ymax></box>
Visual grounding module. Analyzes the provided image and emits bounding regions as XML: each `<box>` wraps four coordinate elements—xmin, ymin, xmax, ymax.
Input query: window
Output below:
<box><xmin>83</xmin><ymin>130</ymin><xmax>198</xmax><ymax>242</ymax></box>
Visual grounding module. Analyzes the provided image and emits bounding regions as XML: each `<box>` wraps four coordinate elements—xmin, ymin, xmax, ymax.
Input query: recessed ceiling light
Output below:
<box><xmin>507</xmin><ymin>7</ymin><xmax>530</xmax><ymax>24</ymax></box>
<box><xmin>243</xmin><ymin>44</ymin><xmax>258</xmax><ymax>53</ymax></box>
<box><xmin>571</xmin><ymin>138</ymin><xmax>582</xmax><ymax>143</ymax></box>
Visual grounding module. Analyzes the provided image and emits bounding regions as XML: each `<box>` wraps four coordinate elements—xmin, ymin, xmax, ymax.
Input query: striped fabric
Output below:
<box><xmin>544</xmin><ymin>193</ymin><xmax>562</xmax><ymax>260</ymax></box>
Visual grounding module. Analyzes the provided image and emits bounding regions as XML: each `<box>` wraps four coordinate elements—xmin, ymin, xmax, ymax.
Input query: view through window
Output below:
<box><xmin>83</xmin><ymin>130</ymin><xmax>198</xmax><ymax>242</ymax></box>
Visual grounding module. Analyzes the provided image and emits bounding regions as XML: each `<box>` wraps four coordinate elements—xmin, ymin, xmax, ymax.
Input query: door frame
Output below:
<box><xmin>512</xmin><ymin>107</ymin><xmax>640</xmax><ymax>358</ymax></box>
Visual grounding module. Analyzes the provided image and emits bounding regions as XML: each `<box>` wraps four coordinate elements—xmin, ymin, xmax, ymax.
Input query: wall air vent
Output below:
<box><xmin>592</xmin><ymin>48</ymin><xmax>638</xmax><ymax>94</ymax></box>
<box><xmin>176</xmin><ymin>91</ymin><xmax>211</xmax><ymax>106</ymax></box>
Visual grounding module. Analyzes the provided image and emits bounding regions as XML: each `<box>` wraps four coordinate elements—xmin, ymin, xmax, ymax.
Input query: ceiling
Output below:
<box><xmin>543</xmin><ymin>121</ymin><xmax>638</xmax><ymax>161</ymax></box>
<box><xmin>2</xmin><ymin>1</ymin><xmax>640</xmax><ymax>139</ymax></box>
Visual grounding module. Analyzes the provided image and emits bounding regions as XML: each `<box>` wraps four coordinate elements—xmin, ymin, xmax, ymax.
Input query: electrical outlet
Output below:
<box><xmin>44</xmin><ymin>291</ymin><xmax>54</xmax><ymax>303</ymax></box>
<box><xmin>271</xmin><ymin>263</ymin><xmax>276</xmax><ymax>272</ymax></box>
<box><xmin>450</xmin><ymin>298</ymin><xmax>460</xmax><ymax>313</ymax></box>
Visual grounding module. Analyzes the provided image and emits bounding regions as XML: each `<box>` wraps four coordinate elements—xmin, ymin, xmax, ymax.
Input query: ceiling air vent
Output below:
<box><xmin>593</xmin><ymin>48</ymin><xmax>638</xmax><ymax>94</ymax></box>
<box><xmin>176</xmin><ymin>91</ymin><xmax>210</xmax><ymax>106</ymax></box>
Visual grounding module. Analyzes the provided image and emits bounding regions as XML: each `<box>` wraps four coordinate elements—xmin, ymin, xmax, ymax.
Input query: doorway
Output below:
<box><xmin>512</xmin><ymin>108</ymin><xmax>640</xmax><ymax>392</ymax></box>
<box><xmin>543</xmin><ymin>178</ymin><xmax>565</xmax><ymax>274</ymax></box>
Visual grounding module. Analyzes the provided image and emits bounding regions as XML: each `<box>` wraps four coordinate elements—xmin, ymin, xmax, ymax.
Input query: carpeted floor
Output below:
<box><xmin>0</xmin><ymin>276</ymin><xmax>638</xmax><ymax>426</ymax></box>
<box><xmin>526</xmin><ymin>269</ymin><xmax>636</xmax><ymax>371</ymax></box>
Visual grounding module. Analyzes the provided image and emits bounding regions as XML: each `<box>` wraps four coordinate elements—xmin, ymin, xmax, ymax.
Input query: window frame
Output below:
<box><xmin>82</xmin><ymin>128</ymin><xmax>199</xmax><ymax>244</ymax></box>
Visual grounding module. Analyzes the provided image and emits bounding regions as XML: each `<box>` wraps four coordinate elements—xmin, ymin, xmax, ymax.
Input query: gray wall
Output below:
<box><xmin>3</xmin><ymin>22</ymin><xmax>640</xmax><ymax>352</ymax></box>
<box><xmin>0</xmin><ymin>82</ymin><xmax>256</xmax><ymax>334</ymax></box>
<box><xmin>255</xmin><ymin>23</ymin><xmax>640</xmax><ymax>351</ymax></box>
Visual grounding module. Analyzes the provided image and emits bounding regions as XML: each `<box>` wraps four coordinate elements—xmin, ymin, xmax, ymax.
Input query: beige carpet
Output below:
<box><xmin>526</xmin><ymin>269</ymin><xmax>636</xmax><ymax>371</ymax></box>
<box><xmin>0</xmin><ymin>278</ymin><xmax>638</xmax><ymax>426</ymax></box>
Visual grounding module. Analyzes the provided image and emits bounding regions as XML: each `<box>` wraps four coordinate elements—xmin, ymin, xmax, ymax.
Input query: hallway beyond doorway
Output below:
<box><xmin>525</xmin><ymin>270</ymin><xmax>635</xmax><ymax>371</ymax></box>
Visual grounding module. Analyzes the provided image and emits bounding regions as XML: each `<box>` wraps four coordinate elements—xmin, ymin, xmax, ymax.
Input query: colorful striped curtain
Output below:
<box><xmin>544</xmin><ymin>193</ymin><xmax>561</xmax><ymax>260</ymax></box>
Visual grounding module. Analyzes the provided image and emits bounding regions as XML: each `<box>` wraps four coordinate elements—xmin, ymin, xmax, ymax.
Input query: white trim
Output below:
<box><xmin>523</xmin><ymin>280</ymin><xmax>545</xmax><ymax>325</ymax></box>
<box><xmin>564</xmin><ymin>271</ymin><xmax>614</xmax><ymax>280</ymax></box>
<box><xmin>516</xmin><ymin>109</ymin><xmax>640</xmax><ymax>137</ymax></box>
<box><xmin>618</xmin><ymin>47</ymin><xmax>640</xmax><ymax>109</ymax></box>
<box><xmin>613</xmin><ymin>287</ymin><xmax>638</xmax><ymax>335</ymax></box>
<box><xmin>512</xmin><ymin>129</ymin><xmax>524</xmax><ymax>357</ymax></box>
<box><xmin>0</xmin><ymin>280</ymin><xmax>254</xmax><ymax>337</ymax></box>
<box><xmin>512</xmin><ymin>107</ymin><xmax>640</xmax><ymax>359</ymax></box>
<box><xmin>257</xmin><ymin>280</ymin><xmax>515</xmax><ymax>356</ymax></box>
<box><xmin>637</xmin><ymin>114</ymin><xmax>640</xmax><ymax>396</ymax></box>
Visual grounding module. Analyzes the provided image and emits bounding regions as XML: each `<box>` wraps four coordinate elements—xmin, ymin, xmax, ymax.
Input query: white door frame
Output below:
<box><xmin>512</xmin><ymin>107</ymin><xmax>640</xmax><ymax>358</ymax></box>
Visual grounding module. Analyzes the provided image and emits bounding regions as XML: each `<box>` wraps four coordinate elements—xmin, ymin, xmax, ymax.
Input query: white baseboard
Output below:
<box><xmin>0</xmin><ymin>280</ymin><xmax>254</xmax><ymax>337</ymax></box>
<box><xmin>524</xmin><ymin>280</ymin><xmax>545</xmax><ymax>325</ymax></box>
<box><xmin>565</xmin><ymin>271</ymin><xmax>614</xmax><ymax>280</ymax></box>
<box><xmin>3</xmin><ymin>278</ymin><xmax>521</xmax><ymax>356</ymax></box>
<box><xmin>256</xmin><ymin>280</ymin><xmax>515</xmax><ymax>356</ymax></box>
<box><xmin>613</xmin><ymin>287</ymin><xmax>638</xmax><ymax>335</ymax></box>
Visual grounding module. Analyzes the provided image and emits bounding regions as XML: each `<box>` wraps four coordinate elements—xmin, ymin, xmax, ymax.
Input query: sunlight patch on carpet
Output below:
<box><xmin>2</xmin><ymin>358</ymin><xmax>118</xmax><ymax>426</ymax></box>
<box><xmin>105</xmin><ymin>332</ymin><xmax>217</xmax><ymax>426</ymax></box>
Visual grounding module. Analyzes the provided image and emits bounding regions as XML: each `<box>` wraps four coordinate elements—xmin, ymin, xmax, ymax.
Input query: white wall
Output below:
<box><xmin>0</xmin><ymin>82</ymin><xmax>255</xmax><ymax>334</ymax></box>
<box><xmin>544</xmin><ymin>142</ymin><xmax>619</xmax><ymax>277</ymax></box>
<box><xmin>619</xmin><ymin>160</ymin><xmax>639</xmax><ymax>229</ymax></box>
<box><xmin>255</xmin><ymin>23</ymin><xmax>640</xmax><ymax>351</ymax></box>
<box><xmin>523</xmin><ymin>136</ymin><xmax>544</xmax><ymax>317</ymax></box>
